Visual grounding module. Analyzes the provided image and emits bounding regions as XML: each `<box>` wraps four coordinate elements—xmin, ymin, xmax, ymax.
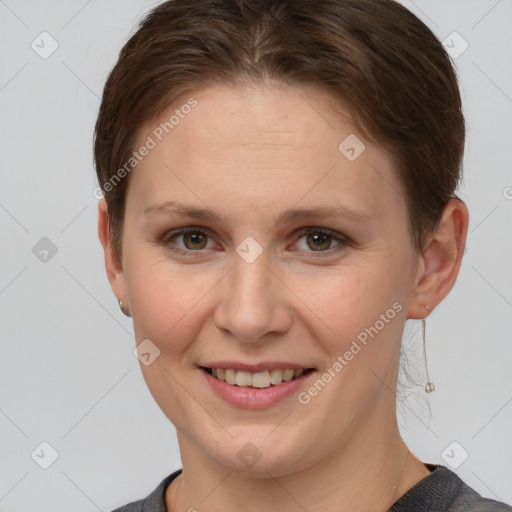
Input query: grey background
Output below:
<box><xmin>0</xmin><ymin>0</ymin><xmax>511</xmax><ymax>510</ymax></box>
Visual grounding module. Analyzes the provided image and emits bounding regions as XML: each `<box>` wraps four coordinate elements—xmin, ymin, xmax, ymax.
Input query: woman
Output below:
<box><xmin>94</xmin><ymin>0</ymin><xmax>511</xmax><ymax>510</ymax></box>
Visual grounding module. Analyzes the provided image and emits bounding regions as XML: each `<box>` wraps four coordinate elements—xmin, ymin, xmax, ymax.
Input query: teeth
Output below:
<box><xmin>282</xmin><ymin>369</ymin><xmax>294</xmax><ymax>382</ymax></box>
<box><xmin>235</xmin><ymin>370</ymin><xmax>252</xmax><ymax>387</ymax></box>
<box><xmin>209</xmin><ymin>367</ymin><xmax>308</xmax><ymax>388</ymax></box>
<box><xmin>252</xmin><ymin>371</ymin><xmax>271</xmax><ymax>388</ymax></box>
<box><xmin>225</xmin><ymin>369</ymin><xmax>236</xmax><ymax>385</ymax></box>
<box><xmin>269</xmin><ymin>369</ymin><xmax>283</xmax><ymax>385</ymax></box>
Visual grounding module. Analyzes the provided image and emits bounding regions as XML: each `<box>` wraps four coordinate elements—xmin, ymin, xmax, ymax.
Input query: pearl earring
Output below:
<box><xmin>119</xmin><ymin>299</ymin><xmax>131</xmax><ymax>317</ymax></box>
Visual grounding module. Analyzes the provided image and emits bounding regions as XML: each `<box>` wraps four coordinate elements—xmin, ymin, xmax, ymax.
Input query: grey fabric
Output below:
<box><xmin>111</xmin><ymin>470</ymin><xmax>181</xmax><ymax>512</ymax></box>
<box><xmin>111</xmin><ymin>465</ymin><xmax>512</xmax><ymax>511</ymax></box>
<box><xmin>389</xmin><ymin>465</ymin><xmax>511</xmax><ymax>511</ymax></box>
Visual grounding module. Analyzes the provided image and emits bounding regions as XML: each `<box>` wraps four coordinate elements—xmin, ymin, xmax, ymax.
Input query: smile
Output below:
<box><xmin>201</xmin><ymin>367</ymin><xmax>315</xmax><ymax>389</ymax></box>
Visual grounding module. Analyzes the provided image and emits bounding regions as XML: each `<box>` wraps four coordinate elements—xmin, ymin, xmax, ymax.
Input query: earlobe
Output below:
<box><xmin>407</xmin><ymin>198</ymin><xmax>469</xmax><ymax>319</ymax></box>
<box><xmin>97</xmin><ymin>199</ymin><xmax>127</xmax><ymax>307</ymax></box>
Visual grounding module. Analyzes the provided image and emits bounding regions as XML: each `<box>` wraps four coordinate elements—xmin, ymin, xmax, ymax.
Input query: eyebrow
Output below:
<box><xmin>143</xmin><ymin>201</ymin><xmax>372</xmax><ymax>225</ymax></box>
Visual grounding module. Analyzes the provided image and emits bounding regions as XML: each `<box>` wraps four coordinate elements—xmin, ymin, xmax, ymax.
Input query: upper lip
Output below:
<box><xmin>200</xmin><ymin>362</ymin><xmax>315</xmax><ymax>373</ymax></box>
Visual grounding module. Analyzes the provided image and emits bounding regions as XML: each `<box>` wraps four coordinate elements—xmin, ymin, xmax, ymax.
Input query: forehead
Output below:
<box><xmin>126</xmin><ymin>83</ymin><xmax>406</xmax><ymax>224</ymax></box>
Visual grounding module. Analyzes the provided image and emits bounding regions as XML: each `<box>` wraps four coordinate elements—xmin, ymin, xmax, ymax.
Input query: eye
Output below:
<box><xmin>160</xmin><ymin>227</ymin><xmax>216</xmax><ymax>254</ymax></box>
<box><xmin>293</xmin><ymin>227</ymin><xmax>347</xmax><ymax>255</ymax></box>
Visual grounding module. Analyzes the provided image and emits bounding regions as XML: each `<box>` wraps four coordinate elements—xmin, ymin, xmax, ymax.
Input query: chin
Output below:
<box><xmin>197</xmin><ymin>423</ymin><xmax>317</xmax><ymax>477</ymax></box>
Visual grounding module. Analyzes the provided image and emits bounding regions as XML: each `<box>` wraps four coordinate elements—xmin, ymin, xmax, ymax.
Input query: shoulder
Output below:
<box><xmin>391</xmin><ymin>465</ymin><xmax>511</xmax><ymax>512</ymax></box>
<box><xmin>110</xmin><ymin>469</ymin><xmax>182</xmax><ymax>512</ymax></box>
<box><xmin>448</xmin><ymin>470</ymin><xmax>512</xmax><ymax>512</ymax></box>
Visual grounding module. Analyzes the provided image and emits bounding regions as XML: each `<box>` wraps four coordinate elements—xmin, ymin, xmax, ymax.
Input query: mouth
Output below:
<box><xmin>200</xmin><ymin>366</ymin><xmax>316</xmax><ymax>389</ymax></box>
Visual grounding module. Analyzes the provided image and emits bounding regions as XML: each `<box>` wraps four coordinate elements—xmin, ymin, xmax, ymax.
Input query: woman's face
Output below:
<box><xmin>112</xmin><ymin>83</ymin><xmax>423</xmax><ymax>475</ymax></box>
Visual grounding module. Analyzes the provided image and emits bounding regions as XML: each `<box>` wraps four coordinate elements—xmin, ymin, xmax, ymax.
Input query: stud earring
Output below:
<box><xmin>119</xmin><ymin>299</ymin><xmax>131</xmax><ymax>317</ymax></box>
<box><xmin>422</xmin><ymin>305</ymin><xmax>435</xmax><ymax>393</ymax></box>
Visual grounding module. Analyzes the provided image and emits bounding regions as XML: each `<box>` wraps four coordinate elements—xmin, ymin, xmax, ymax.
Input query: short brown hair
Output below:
<box><xmin>94</xmin><ymin>0</ymin><xmax>464</xmax><ymax>259</ymax></box>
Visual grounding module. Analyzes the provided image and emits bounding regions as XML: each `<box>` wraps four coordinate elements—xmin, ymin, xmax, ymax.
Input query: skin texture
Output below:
<box><xmin>98</xmin><ymin>82</ymin><xmax>468</xmax><ymax>512</ymax></box>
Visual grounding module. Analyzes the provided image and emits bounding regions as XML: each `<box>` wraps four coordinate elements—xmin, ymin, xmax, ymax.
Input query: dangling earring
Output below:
<box><xmin>422</xmin><ymin>305</ymin><xmax>435</xmax><ymax>393</ymax></box>
<box><xmin>119</xmin><ymin>299</ymin><xmax>131</xmax><ymax>317</ymax></box>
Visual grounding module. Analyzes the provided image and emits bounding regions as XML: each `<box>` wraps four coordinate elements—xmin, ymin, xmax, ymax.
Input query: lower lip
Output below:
<box><xmin>200</xmin><ymin>368</ymin><xmax>316</xmax><ymax>409</ymax></box>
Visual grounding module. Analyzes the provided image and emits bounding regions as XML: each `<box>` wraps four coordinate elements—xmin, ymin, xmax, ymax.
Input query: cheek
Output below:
<box><xmin>124</xmin><ymin>247</ymin><xmax>207</xmax><ymax>351</ymax></box>
<box><xmin>125</xmin><ymin>253</ymin><xmax>212</xmax><ymax>427</ymax></box>
<box><xmin>292</xmin><ymin>259</ymin><xmax>405</xmax><ymax>349</ymax></box>
<box><xmin>299</xmin><ymin>265</ymin><xmax>407</xmax><ymax>414</ymax></box>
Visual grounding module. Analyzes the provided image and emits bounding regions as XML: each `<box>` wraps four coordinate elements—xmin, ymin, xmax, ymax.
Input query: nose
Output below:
<box><xmin>213</xmin><ymin>246</ymin><xmax>292</xmax><ymax>343</ymax></box>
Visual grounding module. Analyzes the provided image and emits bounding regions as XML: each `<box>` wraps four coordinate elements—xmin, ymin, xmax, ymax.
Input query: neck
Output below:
<box><xmin>167</xmin><ymin>409</ymin><xmax>430</xmax><ymax>512</ymax></box>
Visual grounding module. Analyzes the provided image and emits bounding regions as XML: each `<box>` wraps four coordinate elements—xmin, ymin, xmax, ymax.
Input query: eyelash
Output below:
<box><xmin>158</xmin><ymin>226</ymin><xmax>349</xmax><ymax>258</ymax></box>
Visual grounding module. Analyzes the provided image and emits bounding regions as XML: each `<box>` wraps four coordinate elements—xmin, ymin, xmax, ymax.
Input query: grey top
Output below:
<box><xmin>111</xmin><ymin>464</ymin><xmax>512</xmax><ymax>512</ymax></box>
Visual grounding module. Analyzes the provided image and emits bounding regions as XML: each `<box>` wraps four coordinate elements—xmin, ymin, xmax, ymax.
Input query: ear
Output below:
<box><xmin>406</xmin><ymin>198</ymin><xmax>469</xmax><ymax>319</ymax></box>
<box><xmin>97</xmin><ymin>199</ymin><xmax>127</xmax><ymax>310</ymax></box>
